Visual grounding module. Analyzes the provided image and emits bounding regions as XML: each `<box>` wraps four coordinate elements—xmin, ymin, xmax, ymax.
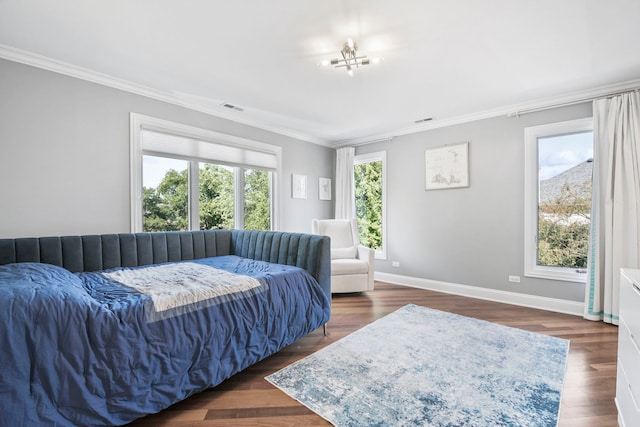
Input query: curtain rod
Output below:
<box><xmin>508</xmin><ymin>87</ymin><xmax>640</xmax><ymax>117</ymax></box>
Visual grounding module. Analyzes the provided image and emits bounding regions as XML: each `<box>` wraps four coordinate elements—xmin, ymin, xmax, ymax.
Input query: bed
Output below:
<box><xmin>0</xmin><ymin>229</ymin><xmax>331</xmax><ymax>426</ymax></box>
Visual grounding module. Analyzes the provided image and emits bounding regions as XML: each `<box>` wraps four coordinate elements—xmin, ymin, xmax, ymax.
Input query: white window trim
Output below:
<box><xmin>354</xmin><ymin>151</ymin><xmax>387</xmax><ymax>260</ymax></box>
<box><xmin>234</xmin><ymin>169</ymin><xmax>244</xmax><ymax>229</ymax></box>
<box><xmin>130</xmin><ymin>113</ymin><xmax>282</xmax><ymax>232</ymax></box>
<box><xmin>523</xmin><ymin>117</ymin><xmax>593</xmax><ymax>283</ymax></box>
<box><xmin>188</xmin><ymin>161</ymin><xmax>200</xmax><ymax>230</ymax></box>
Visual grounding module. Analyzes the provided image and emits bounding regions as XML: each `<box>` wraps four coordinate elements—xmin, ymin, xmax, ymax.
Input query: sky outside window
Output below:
<box><xmin>143</xmin><ymin>156</ymin><xmax>188</xmax><ymax>188</ymax></box>
<box><xmin>538</xmin><ymin>131</ymin><xmax>593</xmax><ymax>180</ymax></box>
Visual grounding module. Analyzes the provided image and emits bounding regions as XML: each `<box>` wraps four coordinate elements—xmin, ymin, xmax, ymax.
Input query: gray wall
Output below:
<box><xmin>357</xmin><ymin>103</ymin><xmax>593</xmax><ymax>302</ymax></box>
<box><xmin>0</xmin><ymin>58</ymin><xmax>334</xmax><ymax>238</ymax></box>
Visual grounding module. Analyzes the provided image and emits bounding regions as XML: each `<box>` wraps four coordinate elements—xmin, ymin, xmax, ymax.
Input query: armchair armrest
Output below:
<box><xmin>356</xmin><ymin>244</ymin><xmax>375</xmax><ymax>290</ymax></box>
<box><xmin>356</xmin><ymin>244</ymin><xmax>374</xmax><ymax>262</ymax></box>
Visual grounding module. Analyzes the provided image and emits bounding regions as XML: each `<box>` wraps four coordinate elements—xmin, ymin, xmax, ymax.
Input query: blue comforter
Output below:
<box><xmin>0</xmin><ymin>256</ymin><xmax>330</xmax><ymax>426</ymax></box>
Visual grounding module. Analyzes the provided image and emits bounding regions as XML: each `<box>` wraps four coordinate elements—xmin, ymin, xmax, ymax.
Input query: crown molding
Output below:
<box><xmin>0</xmin><ymin>44</ymin><xmax>331</xmax><ymax>147</ymax></box>
<box><xmin>3</xmin><ymin>44</ymin><xmax>639</xmax><ymax>149</ymax></box>
<box><xmin>336</xmin><ymin>77</ymin><xmax>640</xmax><ymax>147</ymax></box>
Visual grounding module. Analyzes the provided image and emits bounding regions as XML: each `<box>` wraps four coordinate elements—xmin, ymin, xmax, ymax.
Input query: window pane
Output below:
<box><xmin>244</xmin><ymin>168</ymin><xmax>271</xmax><ymax>230</ymax></box>
<box><xmin>142</xmin><ymin>155</ymin><xmax>189</xmax><ymax>231</ymax></box>
<box><xmin>537</xmin><ymin>131</ymin><xmax>593</xmax><ymax>269</ymax></box>
<box><xmin>354</xmin><ymin>160</ymin><xmax>383</xmax><ymax>250</ymax></box>
<box><xmin>199</xmin><ymin>163</ymin><xmax>235</xmax><ymax>230</ymax></box>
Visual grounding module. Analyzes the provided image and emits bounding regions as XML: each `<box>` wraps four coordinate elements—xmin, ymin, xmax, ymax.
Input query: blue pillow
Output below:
<box><xmin>0</xmin><ymin>262</ymin><xmax>91</xmax><ymax>301</ymax></box>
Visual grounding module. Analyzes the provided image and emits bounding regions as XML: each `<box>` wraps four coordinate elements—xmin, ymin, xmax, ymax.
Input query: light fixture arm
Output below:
<box><xmin>323</xmin><ymin>38</ymin><xmax>374</xmax><ymax>75</ymax></box>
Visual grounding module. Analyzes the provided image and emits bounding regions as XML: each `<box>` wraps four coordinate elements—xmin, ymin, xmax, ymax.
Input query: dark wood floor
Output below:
<box><xmin>129</xmin><ymin>282</ymin><xmax>620</xmax><ymax>427</ymax></box>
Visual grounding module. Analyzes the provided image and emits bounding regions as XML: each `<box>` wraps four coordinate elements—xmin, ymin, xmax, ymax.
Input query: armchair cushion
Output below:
<box><xmin>331</xmin><ymin>246</ymin><xmax>358</xmax><ymax>260</ymax></box>
<box><xmin>332</xmin><ymin>258</ymin><xmax>369</xmax><ymax>275</ymax></box>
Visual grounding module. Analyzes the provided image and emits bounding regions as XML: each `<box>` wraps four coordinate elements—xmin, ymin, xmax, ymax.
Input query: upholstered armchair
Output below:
<box><xmin>312</xmin><ymin>218</ymin><xmax>375</xmax><ymax>293</ymax></box>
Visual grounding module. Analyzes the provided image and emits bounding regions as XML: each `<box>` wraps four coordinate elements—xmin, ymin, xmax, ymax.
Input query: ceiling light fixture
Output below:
<box><xmin>321</xmin><ymin>38</ymin><xmax>380</xmax><ymax>76</ymax></box>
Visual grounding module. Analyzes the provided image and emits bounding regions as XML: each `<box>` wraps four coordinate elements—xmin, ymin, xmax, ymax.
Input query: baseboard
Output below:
<box><xmin>374</xmin><ymin>272</ymin><xmax>584</xmax><ymax>317</ymax></box>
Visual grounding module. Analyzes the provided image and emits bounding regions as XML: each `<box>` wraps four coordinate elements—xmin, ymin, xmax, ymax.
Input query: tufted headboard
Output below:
<box><xmin>0</xmin><ymin>229</ymin><xmax>331</xmax><ymax>298</ymax></box>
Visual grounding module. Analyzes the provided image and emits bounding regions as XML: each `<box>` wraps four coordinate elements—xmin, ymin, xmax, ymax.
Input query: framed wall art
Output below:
<box><xmin>318</xmin><ymin>177</ymin><xmax>331</xmax><ymax>201</ymax></box>
<box><xmin>291</xmin><ymin>173</ymin><xmax>307</xmax><ymax>199</ymax></box>
<box><xmin>425</xmin><ymin>142</ymin><xmax>469</xmax><ymax>190</ymax></box>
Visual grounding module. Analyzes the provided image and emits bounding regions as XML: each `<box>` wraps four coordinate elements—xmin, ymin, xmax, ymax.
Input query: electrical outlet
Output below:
<box><xmin>392</xmin><ymin>261</ymin><xmax>400</xmax><ymax>268</ymax></box>
<box><xmin>508</xmin><ymin>275</ymin><xmax>521</xmax><ymax>283</ymax></box>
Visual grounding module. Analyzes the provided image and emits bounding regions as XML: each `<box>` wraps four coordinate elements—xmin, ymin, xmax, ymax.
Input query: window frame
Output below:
<box><xmin>130</xmin><ymin>113</ymin><xmax>281</xmax><ymax>232</ymax></box>
<box><xmin>523</xmin><ymin>117</ymin><xmax>593</xmax><ymax>283</ymax></box>
<box><xmin>354</xmin><ymin>150</ymin><xmax>387</xmax><ymax>260</ymax></box>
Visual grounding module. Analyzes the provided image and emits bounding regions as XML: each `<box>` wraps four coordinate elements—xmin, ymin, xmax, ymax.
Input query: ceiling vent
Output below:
<box><xmin>414</xmin><ymin>117</ymin><xmax>435</xmax><ymax>124</ymax></box>
<box><xmin>221</xmin><ymin>103</ymin><xmax>244</xmax><ymax>112</ymax></box>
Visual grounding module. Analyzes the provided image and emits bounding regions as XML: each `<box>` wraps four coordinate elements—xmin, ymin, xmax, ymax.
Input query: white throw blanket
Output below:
<box><xmin>103</xmin><ymin>262</ymin><xmax>261</xmax><ymax>313</ymax></box>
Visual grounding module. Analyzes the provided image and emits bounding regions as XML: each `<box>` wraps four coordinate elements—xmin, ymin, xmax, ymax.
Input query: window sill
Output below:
<box><xmin>525</xmin><ymin>267</ymin><xmax>587</xmax><ymax>283</ymax></box>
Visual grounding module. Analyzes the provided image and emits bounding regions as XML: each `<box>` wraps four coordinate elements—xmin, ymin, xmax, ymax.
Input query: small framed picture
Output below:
<box><xmin>319</xmin><ymin>177</ymin><xmax>331</xmax><ymax>201</ymax></box>
<box><xmin>292</xmin><ymin>174</ymin><xmax>307</xmax><ymax>199</ymax></box>
<box><xmin>425</xmin><ymin>142</ymin><xmax>470</xmax><ymax>190</ymax></box>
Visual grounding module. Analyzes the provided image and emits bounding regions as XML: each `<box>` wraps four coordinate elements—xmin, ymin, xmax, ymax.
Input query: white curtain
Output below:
<box><xmin>584</xmin><ymin>91</ymin><xmax>640</xmax><ymax>324</ymax></box>
<box><xmin>335</xmin><ymin>146</ymin><xmax>355</xmax><ymax>220</ymax></box>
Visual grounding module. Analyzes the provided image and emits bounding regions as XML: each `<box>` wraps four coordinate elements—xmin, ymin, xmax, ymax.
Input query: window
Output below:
<box><xmin>243</xmin><ymin>168</ymin><xmax>271</xmax><ymax>230</ymax></box>
<box><xmin>524</xmin><ymin>118</ymin><xmax>593</xmax><ymax>282</ymax></box>
<box><xmin>198</xmin><ymin>163</ymin><xmax>235</xmax><ymax>230</ymax></box>
<box><xmin>142</xmin><ymin>156</ymin><xmax>189</xmax><ymax>231</ymax></box>
<box><xmin>131</xmin><ymin>114</ymin><xmax>281</xmax><ymax>232</ymax></box>
<box><xmin>354</xmin><ymin>151</ymin><xmax>387</xmax><ymax>259</ymax></box>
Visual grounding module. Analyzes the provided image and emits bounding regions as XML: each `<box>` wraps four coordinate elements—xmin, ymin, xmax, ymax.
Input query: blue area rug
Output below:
<box><xmin>266</xmin><ymin>304</ymin><xmax>569</xmax><ymax>427</ymax></box>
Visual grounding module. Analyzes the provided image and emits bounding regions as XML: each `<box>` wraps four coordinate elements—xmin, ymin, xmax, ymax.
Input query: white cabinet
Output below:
<box><xmin>617</xmin><ymin>268</ymin><xmax>640</xmax><ymax>427</ymax></box>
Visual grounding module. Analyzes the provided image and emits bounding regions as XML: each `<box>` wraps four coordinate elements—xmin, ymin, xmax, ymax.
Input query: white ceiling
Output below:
<box><xmin>1</xmin><ymin>0</ymin><xmax>639</xmax><ymax>146</ymax></box>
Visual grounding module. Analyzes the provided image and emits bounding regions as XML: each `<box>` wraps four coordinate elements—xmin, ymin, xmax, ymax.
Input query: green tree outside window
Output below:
<box><xmin>354</xmin><ymin>160</ymin><xmax>382</xmax><ymax>250</ymax></box>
